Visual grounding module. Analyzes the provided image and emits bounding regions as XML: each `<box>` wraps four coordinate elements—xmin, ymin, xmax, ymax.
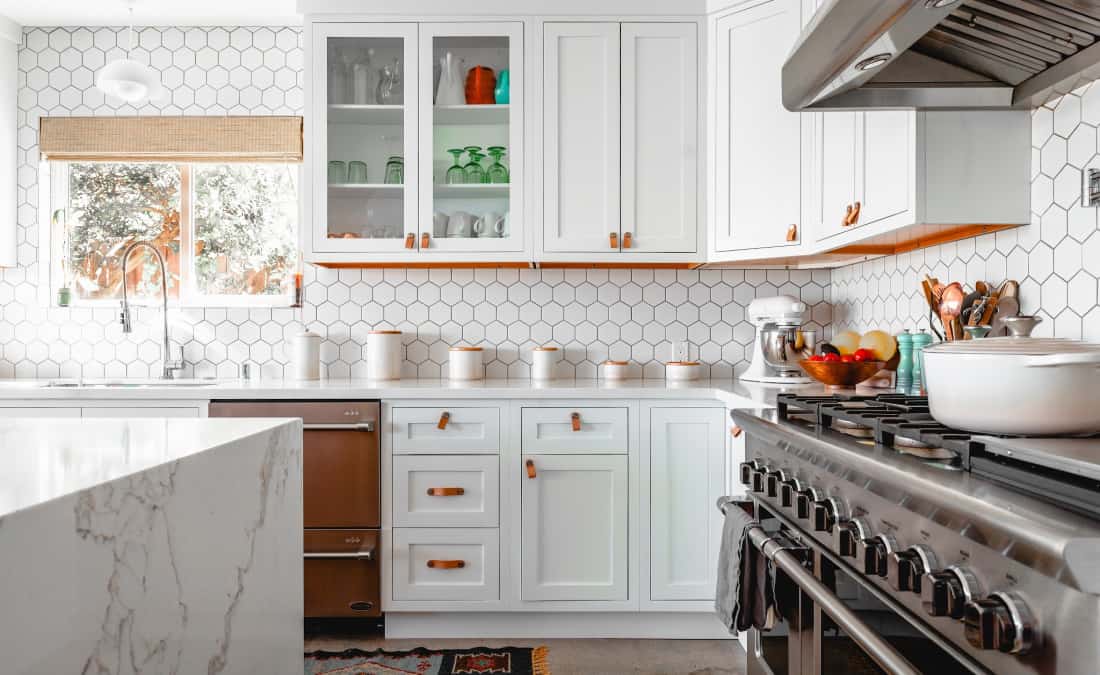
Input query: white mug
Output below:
<box><xmin>433</xmin><ymin>211</ymin><xmax>449</xmax><ymax>238</ymax></box>
<box><xmin>447</xmin><ymin>211</ymin><xmax>475</xmax><ymax>238</ymax></box>
<box><xmin>474</xmin><ymin>211</ymin><xmax>505</xmax><ymax>238</ymax></box>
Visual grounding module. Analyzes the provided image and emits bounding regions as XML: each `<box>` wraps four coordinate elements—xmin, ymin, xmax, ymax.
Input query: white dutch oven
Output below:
<box><xmin>922</xmin><ymin>338</ymin><xmax>1100</xmax><ymax>435</ymax></box>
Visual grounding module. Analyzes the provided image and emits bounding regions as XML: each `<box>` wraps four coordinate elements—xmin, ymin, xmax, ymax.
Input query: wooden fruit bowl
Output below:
<box><xmin>800</xmin><ymin>360</ymin><xmax>886</xmax><ymax>387</ymax></box>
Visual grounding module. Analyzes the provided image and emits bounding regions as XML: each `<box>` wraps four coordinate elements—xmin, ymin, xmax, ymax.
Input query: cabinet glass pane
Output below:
<box><xmin>429</xmin><ymin>34</ymin><xmax>512</xmax><ymax>243</ymax></box>
<box><xmin>326</xmin><ymin>36</ymin><xmax>407</xmax><ymax>242</ymax></box>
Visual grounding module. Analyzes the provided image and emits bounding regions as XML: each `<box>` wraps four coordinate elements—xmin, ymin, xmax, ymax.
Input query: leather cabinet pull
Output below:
<box><xmin>404</xmin><ymin>233</ymin><xmax>415</xmax><ymax>249</ymax></box>
<box><xmin>730</xmin><ymin>425</ymin><xmax>743</xmax><ymax>438</ymax></box>
<box><xmin>609</xmin><ymin>232</ymin><xmax>618</xmax><ymax>249</ymax></box>
<box><xmin>421</xmin><ymin>232</ymin><xmax>431</xmax><ymax>249</ymax></box>
<box><xmin>843</xmin><ymin>204</ymin><xmax>853</xmax><ymax>227</ymax></box>
<box><xmin>426</xmin><ymin>560</ymin><xmax>466</xmax><ymax>569</ymax></box>
<box><xmin>426</xmin><ymin>487</ymin><xmax>465</xmax><ymax>497</ymax></box>
<box><xmin>437</xmin><ymin>411</ymin><xmax>450</xmax><ymax>430</ymax></box>
<box><xmin>848</xmin><ymin>201</ymin><xmax>861</xmax><ymax>225</ymax></box>
<box><xmin>622</xmin><ymin>232</ymin><xmax>633</xmax><ymax>249</ymax></box>
<box><xmin>571</xmin><ymin>412</ymin><xmax>581</xmax><ymax>431</ymax></box>
<box><xmin>526</xmin><ymin>459</ymin><xmax>536</xmax><ymax>479</ymax></box>
<box><xmin>786</xmin><ymin>224</ymin><xmax>797</xmax><ymax>242</ymax></box>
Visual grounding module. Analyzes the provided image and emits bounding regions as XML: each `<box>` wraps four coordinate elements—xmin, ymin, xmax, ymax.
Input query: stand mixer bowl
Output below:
<box><xmin>760</xmin><ymin>325</ymin><xmax>817</xmax><ymax>374</ymax></box>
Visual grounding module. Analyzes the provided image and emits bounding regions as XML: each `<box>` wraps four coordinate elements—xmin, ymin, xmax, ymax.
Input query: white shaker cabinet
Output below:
<box><xmin>647</xmin><ymin>407</ymin><xmax>725</xmax><ymax>601</ymax></box>
<box><xmin>543</xmin><ymin>22</ymin><xmax>699</xmax><ymax>259</ymax></box>
<box><xmin>542</xmin><ymin>23</ymin><xmax>621</xmax><ymax>254</ymax></box>
<box><xmin>520</xmin><ymin>453</ymin><xmax>629</xmax><ymax>601</ymax></box>
<box><xmin>712</xmin><ymin>0</ymin><xmax>809</xmax><ymax>255</ymax></box>
<box><xmin>812</xmin><ymin>109</ymin><xmax>1030</xmax><ymax>245</ymax></box>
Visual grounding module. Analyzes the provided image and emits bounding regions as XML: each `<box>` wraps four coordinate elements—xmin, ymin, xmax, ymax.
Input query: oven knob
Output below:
<box><xmin>795</xmin><ymin>487</ymin><xmax>824</xmax><ymax>520</ymax></box>
<box><xmin>834</xmin><ymin>518</ymin><xmax>869</xmax><ymax>558</ymax></box>
<box><xmin>888</xmin><ymin>545</ymin><xmax>938</xmax><ymax>593</ymax></box>
<box><xmin>963</xmin><ymin>592</ymin><xmax>1036</xmax><ymax>655</ymax></box>
<box><xmin>811</xmin><ymin>498</ymin><xmax>846</xmax><ymax>533</ymax></box>
<box><xmin>857</xmin><ymin>535</ymin><xmax>896</xmax><ymax>577</ymax></box>
<box><xmin>739</xmin><ymin>461</ymin><xmax>758</xmax><ymax>486</ymax></box>
<box><xmin>765</xmin><ymin>470</ymin><xmax>787</xmax><ymax>498</ymax></box>
<box><xmin>779</xmin><ymin>478</ymin><xmax>803</xmax><ymax>509</ymax></box>
<box><xmin>922</xmin><ymin>567</ymin><xmax>979</xmax><ymax>619</ymax></box>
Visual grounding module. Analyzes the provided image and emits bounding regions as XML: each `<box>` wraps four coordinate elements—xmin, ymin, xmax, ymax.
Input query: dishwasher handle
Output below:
<box><xmin>302</xmin><ymin>422</ymin><xmax>376</xmax><ymax>432</ymax></box>
<box><xmin>304</xmin><ymin>549</ymin><xmax>376</xmax><ymax>562</ymax></box>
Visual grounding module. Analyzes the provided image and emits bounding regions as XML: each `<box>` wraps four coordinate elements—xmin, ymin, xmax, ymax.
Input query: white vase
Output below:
<box><xmin>435</xmin><ymin>52</ymin><xmax>465</xmax><ymax>105</ymax></box>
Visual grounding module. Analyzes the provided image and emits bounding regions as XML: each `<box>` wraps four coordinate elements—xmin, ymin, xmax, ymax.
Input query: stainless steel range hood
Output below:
<box><xmin>783</xmin><ymin>0</ymin><xmax>1100</xmax><ymax>110</ymax></box>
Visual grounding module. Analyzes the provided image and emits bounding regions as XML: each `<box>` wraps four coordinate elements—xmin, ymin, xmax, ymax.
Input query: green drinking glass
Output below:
<box><xmin>445</xmin><ymin>148</ymin><xmax>466</xmax><ymax>184</ymax></box>
<box><xmin>464</xmin><ymin>151</ymin><xmax>486</xmax><ymax>184</ymax></box>
<box><xmin>487</xmin><ymin>146</ymin><xmax>509</xmax><ymax>184</ymax></box>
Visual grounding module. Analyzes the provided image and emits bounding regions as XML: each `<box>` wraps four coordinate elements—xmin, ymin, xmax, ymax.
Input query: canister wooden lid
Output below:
<box><xmin>666</xmin><ymin>361</ymin><xmax>700</xmax><ymax>366</ymax></box>
<box><xmin>369</xmin><ymin>330</ymin><xmax>402</xmax><ymax>334</ymax></box>
<box><xmin>603</xmin><ymin>360</ymin><xmax>629</xmax><ymax>366</ymax></box>
<box><xmin>449</xmin><ymin>346</ymin><xmax>484</xmax><ymax>351</ymax></box>
<box><xmin>533</xmin><ymin>346</ymin><xmax>559</xmax><ymax>351</ymax></box>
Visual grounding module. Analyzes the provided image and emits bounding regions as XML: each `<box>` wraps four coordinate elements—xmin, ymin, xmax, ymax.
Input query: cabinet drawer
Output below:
<box><xmin>392</xmin><ymin>407</ymin><xmax>501</xmax><ymax>454</ymax></box>
<box><xmin>393</xmin><ymin>455</ymin><xmax>499</xmax><ymax>527</ymax></box>
<box><xmin>392</xmin><ymin>528</ymin><xmax>499</xmax><ymax>602</ymax></box>
<box><xmin>521</xmin><ymin>407</ymin><xmax>629</xmax><ymax>453</ymax></box>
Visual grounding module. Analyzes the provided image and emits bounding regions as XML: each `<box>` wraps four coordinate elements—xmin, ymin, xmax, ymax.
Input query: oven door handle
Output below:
<box><xmin>304</xmin><ymin>550</ymin><xmax>376</xmax><ymax>562</ymax></box>
<box><xmin>747</xmin><ymin>526</ymin><xmax>922</xmax><ymax>675</ymax></box>
<box><xmin>302</xmin><ymin>422</ymin><xmax>376</xmax><ymax>432</ymax></box>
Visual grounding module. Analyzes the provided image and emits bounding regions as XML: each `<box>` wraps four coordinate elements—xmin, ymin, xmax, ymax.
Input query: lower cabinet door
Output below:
<box><xmin>521</xmin><ymin>454</ymin><xmax>628</xmax><ymax>601</ymax></box>
<box><xmin>304</xmin><ymin>529</ymin><xmax>381</xmax><ymax>618</ymax></box>
<box><xmin>649</xmin><ymin>407</ymin><xmax>725</xmax><ymax>601</ymax></box>
<box><xmin>392</xmin><ymin>528</ymin><xmax>500</xmax><ymax>602</ymax></box>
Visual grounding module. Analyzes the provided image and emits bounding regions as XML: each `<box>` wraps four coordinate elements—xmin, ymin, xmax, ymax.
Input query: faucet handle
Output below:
<box><xmin>165</xmin><ymin>345</ymin><xmax>185</xmax><ymax>377</ymax></box>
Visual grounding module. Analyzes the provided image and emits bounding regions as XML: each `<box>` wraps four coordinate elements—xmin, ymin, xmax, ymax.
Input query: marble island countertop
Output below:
<box><xmin>0</xmin><ymin>376</ymin><xmax>822</xmax><ymax>408</ymax></box>
<box><xmin>0</xmin><ymin>417</ymin><xmax>299</xmax><ymax>519</ymax></box>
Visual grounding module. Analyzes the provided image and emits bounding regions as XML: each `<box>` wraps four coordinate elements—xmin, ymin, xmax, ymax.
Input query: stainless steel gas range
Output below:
<box><xmin>726</xmin><ymin>393</ymin><xmax>1100</xmax><ymax>675</ymax></box>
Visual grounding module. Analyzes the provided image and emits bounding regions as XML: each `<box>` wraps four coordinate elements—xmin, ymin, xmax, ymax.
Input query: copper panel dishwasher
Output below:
<box><xmin>209</xmin><ymin>401</ymin><xmax>381</xmax><ymax>619</ymax></box>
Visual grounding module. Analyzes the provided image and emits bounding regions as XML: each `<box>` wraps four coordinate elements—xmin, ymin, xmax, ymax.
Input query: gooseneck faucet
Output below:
<box><xmin>118</xmin><ymin>241</ymin><xmax>184</xmax><ymax>379</ymax></box>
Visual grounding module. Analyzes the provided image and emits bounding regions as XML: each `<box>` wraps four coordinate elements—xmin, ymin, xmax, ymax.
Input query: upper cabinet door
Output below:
<box><xmin>310</xmin><ymin>23</ymin><xmax>419</xmax><ymax>254</ymax></box>
<box><xmin>418</xmin><ymin>22</ymin><xmax>524</xmax><ymax>254</ymax></box>
<box><xmin>543</xmin><ymin>23</ymin><xmax>621</xmax><ymax>254</ymax></box>
<box><xmin>813</xmin><ymin>111</ymin><xmax>858</xmax><ymax>241</ymax></box>
<box><xmin>621</xmin><ymin>23</ymin><xmax>698</xmax><ymax>254</ymax></box>
<box><xmin>713</xmin><ymin>0</ymin><xmax>804</xmax><ymax>253</ymax></box>
<box><xmin>857</xmin><ymin>111</ymin><xmax>912</xmax><ymax>230</ymax></box>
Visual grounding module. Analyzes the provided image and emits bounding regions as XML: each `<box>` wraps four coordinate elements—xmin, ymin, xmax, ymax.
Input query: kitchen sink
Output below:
<box><xmin>42</xmin><ymin>379</ymin><xmax>220</xmax><ymax>388</ymax></box>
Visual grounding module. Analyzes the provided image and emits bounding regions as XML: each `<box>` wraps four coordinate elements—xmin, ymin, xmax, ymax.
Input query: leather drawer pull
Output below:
<box><xmin>571</xmin><ymin>412</ymin><xmax>581</xmax><ymax>432</ymax></box>
<box><xmin>427</xmin><ymin>487</ymin><xmax>465</xmax><ymax>497</ymax></box>
<box><xmin>437</xmin><ymin>411</ymin><xmax>450</xmax><ymax>430</ymax></box>
<box><xmin>622</xmin><ymin>232</ymin><xmax>633</xmax><ymax>249</ymax></box>
<box><xmin>421</xmin><ymin>232</ymin><xmax>431</xmax><ymax>249</ymax></box>
<box><xmin>348</xmin><ymin>601</ymin><xmax>375</xmax><ymax>612</ymax></box>
<box><xmin>730</xmin><ymin>425</ymin><xmax>743</xmax><ymax>438</ymax></box>
<box><xmin>526</xmin><ymin>459</ymin><xmax>536</xmax><ymax>479</ymax></box>
<box><xmin>404</xmin><ymin>233</ymin><xmax>415</xmax><ymax>249</ymax></box>
<box><xmin>609</xmin><ymin>232</ymin><xmax>618</xmax><ymax>249</ymax></box>
<box><xmin>427</xmin><ymin>559</ymin><xmax>466</xmax><ymax>569</ymax></box>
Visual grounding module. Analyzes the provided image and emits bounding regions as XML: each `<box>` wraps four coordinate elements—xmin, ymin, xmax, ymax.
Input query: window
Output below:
<box><xmin>46</xmin><ymin>161</ymin><xmax>299</xmax><ymax>306</ymax></box>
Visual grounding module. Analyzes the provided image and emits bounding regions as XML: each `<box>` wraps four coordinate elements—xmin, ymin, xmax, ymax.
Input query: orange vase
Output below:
<box><xmin>465</xmin><ymin>66</ymin><xmax>496</xmax><ymax>105</ymax></box>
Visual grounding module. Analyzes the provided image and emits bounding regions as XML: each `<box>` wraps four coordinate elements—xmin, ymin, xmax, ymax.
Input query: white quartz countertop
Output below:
<box><xmin>0</xmin><ymin>417</ymin><xmax>299</xmax><ymax>519</ymax></box>
<box><xmin>0</xmin><ymin>377</ymin><xmax>820</xmax><ymax>408</ymax></box>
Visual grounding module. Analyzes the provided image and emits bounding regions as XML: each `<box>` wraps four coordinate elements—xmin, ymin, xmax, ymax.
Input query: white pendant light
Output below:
<box><xmin>96</xmin><ymin>0</ymin><xmax>162</xmax><ymax>103</ymax></box>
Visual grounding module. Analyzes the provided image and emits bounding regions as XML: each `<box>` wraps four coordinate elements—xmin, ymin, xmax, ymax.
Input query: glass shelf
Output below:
<box><xmin>328</xmin><ymin>183</ymin><xmax>404</xmax><ymax>197</ymax></box>
<box><xmin>328</xmin><ymin>104</ymin><xmax>404</xmax><ymax>124</ymax></box>
<box><xmin>434</xmin><ymin>184</ymin><xmax>510</xmax><ymax>199</ymax></box>
<box><xmin>433</xmin><ymin>104</ymin><xmax>510</xmax><ymax>125</ymax></box>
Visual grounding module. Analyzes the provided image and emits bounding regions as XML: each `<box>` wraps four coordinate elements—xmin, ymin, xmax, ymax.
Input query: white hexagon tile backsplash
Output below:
<box><xmin>832</xmin><ymin>84</ymin><xmax>1100</xmax><ymax>341</ymax></box>
<box><xmin>4</xmin><ymin>25</ymin><xmax>833</xmax><ymax>380</ymax></box>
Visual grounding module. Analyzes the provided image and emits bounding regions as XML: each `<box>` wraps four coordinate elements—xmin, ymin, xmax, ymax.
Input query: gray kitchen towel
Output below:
<box><xmin>715</xmin><ymin>501</ymin><xmax>756</xmax><ymax>633</ymax></box>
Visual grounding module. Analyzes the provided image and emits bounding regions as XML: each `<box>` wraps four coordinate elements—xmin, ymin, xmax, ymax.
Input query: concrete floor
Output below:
<box><xmin>304</xmin><ymin>635</ymin><xmax>747</xmax><ymax>675</ymax></box>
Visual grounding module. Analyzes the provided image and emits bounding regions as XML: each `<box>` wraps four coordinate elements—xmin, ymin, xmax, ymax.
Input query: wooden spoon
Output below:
<box><xmin>939</xmin><ymin>282</ymin><xmax>966</xmax><ymax>341</ymax></box>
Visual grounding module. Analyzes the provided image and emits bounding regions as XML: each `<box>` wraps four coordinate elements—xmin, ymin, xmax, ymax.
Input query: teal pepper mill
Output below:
<box><xmin>494</xmin><ymin>69</ymin><xmax>510</xmax><ymax>104</ymax></box>
<box><xmin>911</xmin><ymin>330</ymin><xmax>933</xmax><ymax>396</ymax></box>
<box><xmin>895</xmin><ymin>330</ymin><xmax>913</xmax><ymax>394</ymax></box>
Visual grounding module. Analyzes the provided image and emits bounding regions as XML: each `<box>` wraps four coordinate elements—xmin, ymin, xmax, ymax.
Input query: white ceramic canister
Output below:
<box><xmin>367</xmin><ymin>330</ymin><xmax>403</xmax><ymax>380</ymax></box>
<box><xmin>531</xmin><ymin>346</ymin><xmax>560</xmax><ymax>380</ymax></box>
<box><xmin>448</xmin><ymin>346</ymin><xmax>484</xmax><ymax>381</ymax></box>
<box><xmin>665</xmin><ymin>361</ymin><xmax>701</xmax><ymax>381</ymax></box>
<box><xmin>291</xmin><ymin>330</ymin><xmax>322</xmax><ymax>380</ymax></box>
<box><xmin>601</xmin><ymin>360</ymin><xmax>631</xmax><ymax>381</ymax></box>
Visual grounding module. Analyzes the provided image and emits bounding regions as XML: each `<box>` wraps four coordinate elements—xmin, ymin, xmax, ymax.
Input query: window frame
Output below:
<box><xmin>41</xmin><ymin>160</ymin><xmax>300</xmax><ymax>309</ymax></box>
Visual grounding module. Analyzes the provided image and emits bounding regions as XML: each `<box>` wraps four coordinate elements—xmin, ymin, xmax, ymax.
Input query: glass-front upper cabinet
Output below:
<box><xmin>418</xmin><ymin>23</ymin><xmax>523</xmax><ymax>254</ymax></box>
<box><xmin>311</xmin><ymin>23</ymin><xmax>418</xmax><ymax>254</ymax></box>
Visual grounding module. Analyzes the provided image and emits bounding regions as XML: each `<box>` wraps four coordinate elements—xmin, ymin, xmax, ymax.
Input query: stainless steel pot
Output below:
<box><xmin>922</xmin><ymin>338</ymin><xmax>1100</xmax><ymax>435</ymax></box>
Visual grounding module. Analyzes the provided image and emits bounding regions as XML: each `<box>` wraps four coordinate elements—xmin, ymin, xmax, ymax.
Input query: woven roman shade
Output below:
<box><xmin>38</xmin><ymin>116</ymin><xmax>303</xmax><ymax>163</ymax></box>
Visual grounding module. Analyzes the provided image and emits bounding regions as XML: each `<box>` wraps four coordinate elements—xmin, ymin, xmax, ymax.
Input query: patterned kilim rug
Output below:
<box><xmin>305</xmin><ymin>646</ymin><xmax>550</xmax><ymax>675</ymax></box>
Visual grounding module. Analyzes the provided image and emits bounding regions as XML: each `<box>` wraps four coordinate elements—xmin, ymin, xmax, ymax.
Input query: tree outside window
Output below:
<box><xmin>52</xmin><ymin>161</ymin><xmax>298</xmax><ymax>306</ymax></box>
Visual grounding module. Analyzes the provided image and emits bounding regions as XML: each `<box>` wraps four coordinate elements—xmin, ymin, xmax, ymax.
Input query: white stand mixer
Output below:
<box><xmin>741</xmin><ymin>295</ymin><xmax>816</xmax><ymax>384</ymax></box>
